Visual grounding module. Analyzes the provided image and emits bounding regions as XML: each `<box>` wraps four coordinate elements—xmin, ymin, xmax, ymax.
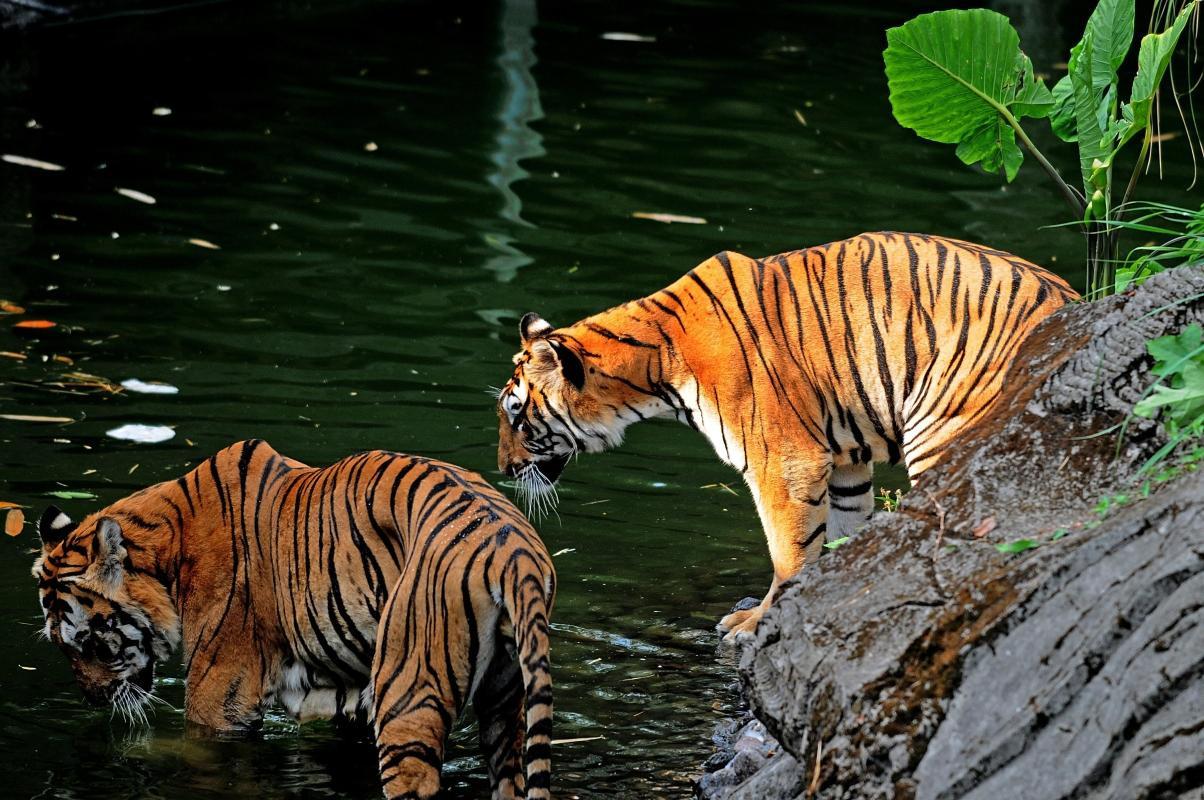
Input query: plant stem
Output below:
<box><xmin>1007</xmin><ymin>116</ymin><xmax>1087</xmax><ymax>219</ymax></box>
<box><xmin>1118</xmin><ymin>131</ymin><xmax>1153</xmax><ymax>222</ymax></box>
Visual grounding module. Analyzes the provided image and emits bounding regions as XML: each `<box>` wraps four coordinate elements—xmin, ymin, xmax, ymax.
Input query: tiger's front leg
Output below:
<box><xmin>719</xmin><ymin>451</ymin><xmax>832</xmax><ymax>644</ymax></box>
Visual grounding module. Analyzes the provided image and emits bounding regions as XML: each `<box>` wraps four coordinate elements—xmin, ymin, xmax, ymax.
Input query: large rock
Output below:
<box><xmin>700</xmin><ymin>266</ymin><xmax>1204</xmax><ymax>799</ymax></box>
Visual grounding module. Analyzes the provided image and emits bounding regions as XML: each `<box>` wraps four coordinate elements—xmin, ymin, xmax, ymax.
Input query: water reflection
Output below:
<box><xmin>484</xmin><ymin>0</ymin><xmax>544</xmax><ymax>283</ymax></box>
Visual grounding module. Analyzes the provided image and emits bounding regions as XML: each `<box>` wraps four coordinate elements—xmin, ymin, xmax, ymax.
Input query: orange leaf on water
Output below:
<box><xmin>1</xmin><ymin>301</ymin><xmax>24</xmax><ymax>314</ymax></box>
<box><xmin>5</xmin><ymin>508</ymin><xmax>25</xmax><ymax>537</ymax></box>
<box><xmin>0</xmin><ymin>501</ymin><xmax>25</xmax><ymax>509</ymax></box>
<box><xmin>13</xmin><ymin>320</ymin><xmax>56</xmax><ymax>329</ymax></box>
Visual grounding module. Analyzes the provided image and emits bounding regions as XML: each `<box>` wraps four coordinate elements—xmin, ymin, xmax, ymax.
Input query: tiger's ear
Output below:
<box><xmin>520</xmin><ymin>312</ymin><xmax>554</xmax><ymax>344</ymax></box>
<box><xmin>531</xmin><ymin>338</ymin><xmax>586</xmax><ymax>391</ymax></box>
<box><xmin>38</xmin><ymin>506</ymin><xmax>76</xmax><ymax>550</ymax></box>
<box><xmin>93</xmin><ymin>517</ymin><xmax>126</xmax><ymax>589</ymax></box>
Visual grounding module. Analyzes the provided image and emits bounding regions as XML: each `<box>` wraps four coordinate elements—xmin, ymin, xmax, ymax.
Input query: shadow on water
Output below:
<box><xmin>0</xmin><ymin>0</ymin><xmax>1198</xmax><ymax>797</ymax></box>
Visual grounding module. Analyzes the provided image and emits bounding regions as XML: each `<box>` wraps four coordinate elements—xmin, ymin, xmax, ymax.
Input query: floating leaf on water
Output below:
<box><xmin>188</xmin><ymin>238</ymin><xmax>221</xmax><ymax>250</ymax></box>
<box><xmin>2</xmin><ymin>154</ymin><xmax>65</xmax><ymax>171</ymax></box>
<box><xmin>13</xmin><ymin>320</ymin><xmax>57</xmax><ymax>329</ymax></box>
<box><xmin>152</xmin><ymin>107</ymin><xmax>172</xmax><ymax>116</ymax></box>
<box><xmin>0</xmin><ymin>351</ymin><xmax>27</xmax><ymax>360</ymax></box>
<box><xmin>363</xmin><ymin>142</ymin><xmax>379</xmax><ymax>152</ymax></box>
<box><xmin>0</xmin><ymin>501</ymin><xmax>25</xmax><ymax>509</ymax></box>
<box><xmin>106</xmin><ymin>423</ymin><xmax>175</xmax><ymax>444</ymax></box>
<box><xmin>1</xmin><ymin>301</ymin><xmax>25</xmax><ymax>314</ymax></box>
<box><xmin>600</xmin><ymin>32</ymin><xmax>656</xmax><ymax>42</ymax></box>
<box><xmin>632</xmin><ymin>212</ymin><xmax>707</xmax><ymax>225</ymax></box>
<box><xmin>121</xmin><ymin>378</ymin><xmax>180</xmax><ymax>395</ymax></box>
<box><xmin>552</xmin><ymin>547</ymin><xmax>577</xmax><ymax>557</ymax></box>
<box><xmin>793</xmin><ymin>109</ymin><xmax>808</xmax><ymax>126</ymax></box>
<box><xmin>549</xmin><ymin>735</ymin><xmax>606</xmax><ymax>745</ymax></box>
<box><xmin>995</xmin><ymin>538</ymin><xmax>1039</xmax><ymax>554</ymax></box>
<box><xmin>5</xmin><ymin>508</ymin><xmax>25</xmax><ymax>536</ymax></box>
<box><xmin>45</xmin><ymin>490</ymin><xmax>97</xmax><ymax>500</ymax></box>
<box><xmin>52</xmin><ymin>354</ymin><xmax>73</xmax><ymax>365</ymax></box>
<box><xmin>0</xmin><ymin>414</ymin><xmax>74</xmax><ymax>423</ymax></box>
<box><xmin>51</xmin><ymin>213</ymin><xmax>78</xmax><ymax>222</ymax></box>
<box><xmin>18</xmin><ymin>665</ymin><xmax>36</xmax><ymax>671</ymax></box>
<box><xmin>115</xmin><ymin>187</ymin><xmax>157</xmax><ymax>205</ymax></box>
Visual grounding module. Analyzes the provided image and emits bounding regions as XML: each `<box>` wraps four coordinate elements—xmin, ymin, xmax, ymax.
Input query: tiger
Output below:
<box><xmin>32</xmin><ymin>439</ymin><xmax>556</xmax><ymax>800</ymax></box>
<box><xmin>495</xmin><ymin>231</ymin><xmax>1077</xmax><ymax>642</ymax></box>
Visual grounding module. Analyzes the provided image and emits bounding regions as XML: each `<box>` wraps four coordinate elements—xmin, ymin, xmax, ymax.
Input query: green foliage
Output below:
<box><xmin>996</xmin><ymin>538</ymin><xmax>1040</xmax><ymax>553</ymax></box>
<box><xmin>883</xmin><ymin>0</ymin><xmax>1200</xmax><ymax>297</ymax></box>
<box><xmin>1131</xmin><ymin>324</ymin><xmax>1204</xmax><ymax>475</ymax></box>
<box><xmin>1094</xmin><ymin>492</ymin><xmax>1133</xmax><ymax>517</ymax></box>
<box><xmin>1110</xmin><ymin>201</ymin><xmax>1204</xmax><ymax>292</ymax></box>
<box><xmin>883</xmin><ymin>9</ymin><xmax>1053</xmax><ymax>181</ymax></box>
<box><xmin>824</xmin><ymin>536</ymin><xmax>851</xmax><ymax>550</ymax></box>
<box><xmin>876</xmin><ymin>487</ymin><xmax>904</xmax><ymax>512</ymax></box>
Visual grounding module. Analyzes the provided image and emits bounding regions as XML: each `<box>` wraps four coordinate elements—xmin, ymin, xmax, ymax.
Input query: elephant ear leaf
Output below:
<box><xmin>884</xmin><ymin>8</ymin><xmax>1053</xmax><ymax>182</ymax></box>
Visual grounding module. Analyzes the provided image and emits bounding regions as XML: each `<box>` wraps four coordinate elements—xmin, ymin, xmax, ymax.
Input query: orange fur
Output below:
<box><xmin>496</xmin><ymin>232</ymin><xmax>1076</xmax><ymax>640</ymax></box>
<box><xmin>34</xmin><ymin>440</ymin><xmax>555</xmax><ymax>799</ymax></box>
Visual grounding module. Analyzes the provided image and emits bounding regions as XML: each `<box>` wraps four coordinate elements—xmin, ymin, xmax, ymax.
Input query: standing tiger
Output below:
<box><xmin>495</xmin><ymin>232</ymin><xmax>1076</xmax><ymax>642</ymax></box>
<box><xmin>32</xmin><ymin>439</ymin><xmax>555</xmax><ymax>800</ymax></box>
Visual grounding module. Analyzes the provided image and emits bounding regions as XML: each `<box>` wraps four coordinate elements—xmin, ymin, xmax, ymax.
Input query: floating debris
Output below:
<box><xmin>13</xmin><ymin>320</ymin><xmax>56</xmax><ymax>330</ymax></box>
<box><xmin>0</xmin><ymin>501</ymin><xmax>24</xmax><ymax>509</ymax></box>
<box><xmin>632</xmin><ymin>211</ymin><xmax>707</xmax><ymax>225</ymax></box>
<box><xmin>552</xmin><ymin>548</ymin><xmax>577</xmax><ymax>557</ymax></box>
<box><xmin>115</xmin><ymin>187</ymin><xmax>157</xmax><ymax>205</ymax></box>
<box><xmin>120</xmin><ymin>378</ymin><xmax>179</xmax><ymax>395</ymax></box>
<box><xmin>187</xmin><ymin>238</ymin><xmax>221</xmax><ymax>250</ymax></box>
<box><xmin>1</xmin><ymin>301</ymin><xmax>25</xmax><ymax>314</ymax></box>
<box><xmin>0</xmin><ymin>414</ymin><xmax>73</xmax><ymax>423</ymax></box>
<box><xmin>550</xmin><ymin>735</ymin><xmax>606</xmax><ymax>745</ymax></box>
<box><xmin>601</xmin><ymin>32</ymin><xmax>656</xmax><ymax>42</ymax></box>
<box><xmin>794</xmin><ymin>109</ymin><xmax>808</xmax><ymax>126</ymax></box>
<box><xmin>152</xmin><ymin>107</ymin><xmax>172</xmax><ymax>116</ymax></box>
<box><xmin>364</xmin><ymin>142</ymin><xmax>379</xmax><ymax>152</ymax></box>
<box><xmin>51</xmin><ymin>213</ymin><xmax>78</xmax><ymax>222</ymax></box>
<box><xmin>0</xmin><ymin>351</ymin><xmax>28</xmax><ymax>360</ymax></box>
<box><xmin>5</xmin><ymin>508</ymin><xmax>25</xmax><ymax>536</ymax></box>
<box><xmin>45</xmin><ymin>490</ymin><xmax>96</xmax><ymax>500</ymax></box>
<box><xmin>2</xmin><ymin>154</ymin><xmax>65</xmax><ymax>171</ymax></box>
<box><xmin>106</xmin><ymin>423</ymin><xmax>175</xmax><ymax>444</ymax></box>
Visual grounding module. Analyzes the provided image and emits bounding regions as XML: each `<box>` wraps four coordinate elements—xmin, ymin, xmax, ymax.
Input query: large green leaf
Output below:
<box><xmin>884</xmin><ymin>9</ymin><xmax>1053</xmax><ymax>182</ymax></box>
<box><xmin>1049</xmin><ymin>0</ymin><xmax>1134</xmax><ymax>145</ymax></box>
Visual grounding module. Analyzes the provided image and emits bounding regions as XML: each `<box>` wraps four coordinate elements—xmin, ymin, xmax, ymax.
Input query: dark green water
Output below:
<box><xmin>0</xmin><ymin>1</ymin><xmax>1197</xmax><ymax>797</ymax></box>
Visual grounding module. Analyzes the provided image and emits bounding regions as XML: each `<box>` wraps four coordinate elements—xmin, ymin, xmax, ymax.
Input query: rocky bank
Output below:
<box><xmin>698</xmin><ymin>266</ymin><xmax>1204</xmax><ymax>800</ymax></box>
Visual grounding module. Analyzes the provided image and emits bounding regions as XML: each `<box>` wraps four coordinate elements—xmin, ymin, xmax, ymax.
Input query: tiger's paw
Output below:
<box><xmin>716</xmin><ymin>596</ymin><xmax>761</xmax><ymax>635</ymax></box>
<box><xmin>718</xmin><ymin>598</ymin><xmax>764</xmax><ymax>647</ymax></box>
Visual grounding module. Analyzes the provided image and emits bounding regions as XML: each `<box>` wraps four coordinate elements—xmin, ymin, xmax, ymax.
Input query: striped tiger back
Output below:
<box><xmin>34</xmin><ymin>439</ymin><xmax>555</xmax><ymax>799</ymax></box>
<box><xmin>496</xmin><ymin>231</ymin><xmax>1076</xmax><ymax>642</ymax></box>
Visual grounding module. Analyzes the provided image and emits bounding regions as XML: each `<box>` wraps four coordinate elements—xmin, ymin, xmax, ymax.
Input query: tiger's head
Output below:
<box><xmin>498</xmin><ymin>312</ymin><xmax>661</xmax><ymax>515</ymax></box>
<box><xmin>32</xmin><ymin>506</ymin><xmax>180</xmax><ymax>722</ymax></box>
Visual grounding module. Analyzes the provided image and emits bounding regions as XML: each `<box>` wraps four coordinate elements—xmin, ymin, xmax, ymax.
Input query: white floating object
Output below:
<box><xmin>116</xmin><ymin>187</ymin><xmax>157</xmax><ymax>205</ymax></box>
<box><xmin>601</xmin><ymin>32</ymin><xmax>656</xmax><ymax>42</ymax></box>
<box><xmin>120</xmin><ymin>379</ymin><xmax>179</xmax><ymax>395</ymax></box>
<box><xmin>2</xmin><ymin>154</ymin><xmax>65</xmax><ymax>171</ymax></box>
<box><xmin>152</xmin><ymin>107</ymin><xmax>172</xmax><ymax>116</ymax></box>
<box><xmin>188</xmin><ymin>238</ymin><xmax>221</xmax><ymax>250</ymax></box>
<box><xmin>363</xmin><ymin>141</ymin><xmax>379</xmax><ymax>152</ymax></box>
<box><xmin>106</xmin><ymin>424</ymin><xmax>175</xmax><ymax>444</ymax></box>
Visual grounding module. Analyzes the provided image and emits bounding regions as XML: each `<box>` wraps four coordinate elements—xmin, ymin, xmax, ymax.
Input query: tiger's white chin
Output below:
<box><xmin>515</xmin><ymin>463</ymin><xmax>562</xmax><ymax>520</ymax></box>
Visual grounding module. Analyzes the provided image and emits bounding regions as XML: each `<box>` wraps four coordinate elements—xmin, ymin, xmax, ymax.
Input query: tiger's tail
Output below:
<box><xmin>503</xmin><ymin>567</ymin><xmax>553</xmax><ymax>800</ymax></box>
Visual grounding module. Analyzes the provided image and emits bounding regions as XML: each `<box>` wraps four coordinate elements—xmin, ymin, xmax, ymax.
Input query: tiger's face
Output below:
<box><xmin>32</xmin><ymin>506</ymin><xmax>180</xmax><ymax>720</ymax></box>
<box><xmin>498</xmin><ymin>313</ymin><xmax>648</xmax><ymax>514</ymax></box>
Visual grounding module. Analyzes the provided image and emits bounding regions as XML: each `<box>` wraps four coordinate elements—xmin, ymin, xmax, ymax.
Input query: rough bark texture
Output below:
<box><xmin>697</xmin><ymin>267</ymin><xmax>1204</xmax><ymax>800</ymax></box>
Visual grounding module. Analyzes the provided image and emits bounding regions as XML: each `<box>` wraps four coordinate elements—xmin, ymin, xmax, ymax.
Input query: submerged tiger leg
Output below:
<box><xmin>474</xmin><ymin>643</ymin><xmax>526</xmax><ymax>800</ymax></box>
<box><xmin>371</xmin><ymin>579</ymin><xmax>472</xmax><ymax>800</ymax></box>
<box><xmin>827</xmin><ymin>462</ymin><xmax>874</xmax><ymax>539</ymax></box>
<box><xmin>719</xmin><ymin>451</ymin><xmax>831</xmax><ymax>643</ymax></box>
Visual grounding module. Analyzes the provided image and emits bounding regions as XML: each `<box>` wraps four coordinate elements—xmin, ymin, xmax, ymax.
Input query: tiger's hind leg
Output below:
<box><xmin>371</xmin><ymin>579</ymin><xmax>472</xmax><ymax>800</ymax></box>
<box><xmin>474</xmin><ymin>641</ymin><xmax>526</xmax><ymax>800</ymax></box>
<box><xmin>827</xmin><ymin>463</ymin><xmax>874</xmax><ymax>540</ymax></box>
